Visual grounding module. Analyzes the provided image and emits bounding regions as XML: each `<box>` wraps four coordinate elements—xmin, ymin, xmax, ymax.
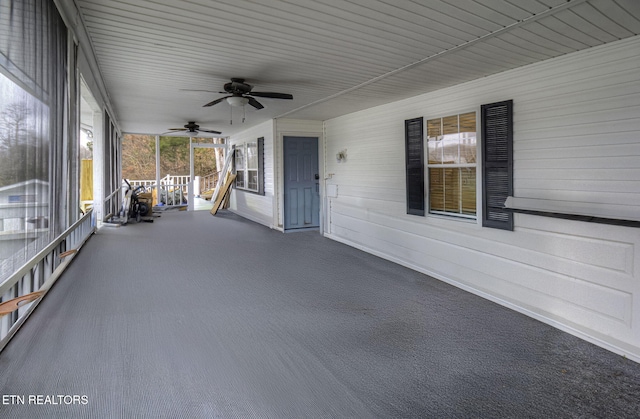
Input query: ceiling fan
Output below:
<box><xmin>202</xmin><ymin>78</ymin><xmax>293</xmax><ymax>109</ymax></box>
<box><xmin>162</xmin><ymin>121</ymin><xmax>221</xmax><ymax>136</ymax></box>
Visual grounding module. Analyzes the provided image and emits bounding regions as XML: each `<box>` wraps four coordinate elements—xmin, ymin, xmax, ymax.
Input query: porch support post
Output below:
<box><xmin>188</xmin><ymin>137</ymin><xmax>194</xmax><ymax>211</ymax></box>
<box><xmin>155</xmin><ymin>135</ymin><xmax>160</xmax><ymax>207</ymax></box>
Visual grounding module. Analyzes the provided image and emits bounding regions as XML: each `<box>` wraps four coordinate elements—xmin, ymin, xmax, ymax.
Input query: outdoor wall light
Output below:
<box><xmin>336</xmin><ymin>149</ymin><xmax>347</xmax><ymax>163</ymax></box>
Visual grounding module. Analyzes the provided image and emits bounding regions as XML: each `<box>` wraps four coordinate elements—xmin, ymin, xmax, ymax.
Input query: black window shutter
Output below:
<box><xmin>405</xmin><ymin>117</ymin><xmax>425</xmax><ymax>216</ymax></box>
<box><xmin>232</xmin><ymin>145</ymin><xmax>237</xmax><ymax>189</ymax></box>
<box><xmin>482</xmin><ymin>100</ymin><xmax>513</xmax><ymax>230</ymax></box>
<box><xmin>257</xmin><ymin>137</ymin><xmax>265</xmax><ymax>195</ymax></box>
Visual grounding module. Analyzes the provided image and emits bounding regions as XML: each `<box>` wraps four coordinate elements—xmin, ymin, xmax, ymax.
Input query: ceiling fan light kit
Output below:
<box><xmin>202</xmin><ymin>78</ymin><xmax>293</xmax><ymax>110</ymax></box>
<box><xmin>226</xmin><ymin>96</ymin><xmax>249</xmax><ymax>107</ymax></box>
<box><xmin>177</xmin><ymin>78</ymin><xmax>294</xmax><ymax>128</ymax></box>
<box><xmin>163</xmin><ymin>121</ymin><xmax>221</xmax><ymax>136</ymax></box>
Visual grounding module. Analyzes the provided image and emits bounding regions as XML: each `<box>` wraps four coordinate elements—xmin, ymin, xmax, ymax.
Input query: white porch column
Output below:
<box><xmin>92</xmin><ymin>110</ymin><xmax>104</xmax><ymax>226</ymax></box>
<box><xmin>155</xmin><ymin>135</ymin><xmax>160</xmax><ymax>206</ymax></box>
<box><xmin>194</xmin><ymin>176</ymin><xmax>201</xmax><ymax>196</ymax></box>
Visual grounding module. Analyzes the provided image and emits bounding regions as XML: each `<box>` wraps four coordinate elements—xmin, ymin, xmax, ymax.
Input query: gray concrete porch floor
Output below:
<box><xmin>0</xmin><ymin>210</ymin><xmax>639</xmax><ymax>418</ymax></box>
<box><xmin>193</xmin><ymin>196</ymin><xmax>214</xmax><ymax>211</ymax></box>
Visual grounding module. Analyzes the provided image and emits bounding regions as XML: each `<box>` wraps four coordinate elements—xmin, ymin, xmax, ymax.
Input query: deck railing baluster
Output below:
<box><xmin>0</xmin><ymin>210</ymin><xmax>96</xmax><ymax>352</ymax></box>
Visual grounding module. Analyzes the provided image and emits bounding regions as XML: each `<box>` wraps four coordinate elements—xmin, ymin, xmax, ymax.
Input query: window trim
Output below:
<box><xmin>404</xmin><ymin>102</ymin><xmax>513</xmax><ymax>228</ymax></box>
<box><xmin>234</xmin><ymin>138</ymin><xmax>265</xmax><ymax>195</ymax></box>
<box><xmin>425</xmin><ymin>110</ymin><xmax>479</xmax><ymax>221</ymax></box>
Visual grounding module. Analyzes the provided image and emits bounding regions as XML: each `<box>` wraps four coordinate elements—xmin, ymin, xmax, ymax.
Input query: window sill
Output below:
<box><xmin>424</xmin><ymin>212</ymin><xmax>480</xmax><ymax>227</ymax></box>
<box><xmin>504</xmin><ymin>197</ymin><xmax>640</xmax><ymax>228</ymax></box>
<box><xmin>234</xmin><ymin>187</ymin><xmax>265</xmax><ymax>196</ymax></box>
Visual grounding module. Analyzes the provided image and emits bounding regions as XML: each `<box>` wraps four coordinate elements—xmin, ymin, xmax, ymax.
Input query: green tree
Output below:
<box><xmin>159</xmin><ymin>136</ymin><xmax>190</xmax><ymax>176</ymax></box>
<box><xmin>121</xmin><ymin>134</ymin><xmax>219</xmax><ymax>181</ymax></box>
<box><xmin>122</xmin><ymin>134</ymin><xmax>156</xmax><ymax>179</ymax></box>
<box><xmin>0</xmin><ymin>102</ymin><xmax>48</xmax><ymax>187</ymax></box>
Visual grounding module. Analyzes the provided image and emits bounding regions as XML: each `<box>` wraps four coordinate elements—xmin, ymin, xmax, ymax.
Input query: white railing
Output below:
<box><xmin>200</xmin><ymin>172</ymin><xmax>220</xmax><ymax>193</ymax></box>
<box><xmin>159</xmin><ymin>184</ymin><xmax>187</xmax><ymax>206</ymax></box>
<box><xmin>126</xmin><ymin>175</ymin><xmax>192</xmax><ymax>206</ymax></box>
<box><xmin>0</xmin><ymin>209</ymin><xmax>95</xmax><ymax>352</ymax></box>
<box><xmin>128</xmin><ymin>179</ymin><xmax>156</xmax><ymax>188</ymax></box>
<box><xmin>161</xmin><ymin>175</ymin><xmax>189</xmax><ymax>195</ymax></box>
<box><xmin>128</xmin><ymin>175</ymin><xmax>188</xmax><ymax>187</ymax></box>
<box><xmin>0</xmin><ymin>231</ymin><xmax>49</xmax><ymax>284</ymax></box>
<box><xmin>104</xmin><ymin>187</ymin><xmax>121</xmax><ymax>221</ymax></box>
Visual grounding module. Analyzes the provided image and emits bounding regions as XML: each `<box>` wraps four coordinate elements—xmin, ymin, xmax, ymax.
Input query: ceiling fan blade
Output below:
<box><xmin>181</xmin><ymin>89</ymin><xmax>228</xmax><ymax>94</ymax></box>
<box><xmin>249</xmin><ymin>92</ymin><xmax>293</xmax><ymax>99</ymax></box>
<box><xmin>180</xmin><ymin>89</ymin><xmax>218</xmax><ymax>93</ymax></box>
<box><xmin>167</xmin><ymin>128</ymin><xmax>186</xmax><ymax>131</ymax></box>
<box><xmin>200</xmin><ymin>129</ymin><xmax>222</xmax><ymax>134</ymax></box>
<box><xmin>203</xmin><ymin>96</ymin><xmax>230</xmax><ymax>107</ymax></box>
<box><xmin>247</xmin><ymin>97</ymin><xmax>264</xmax><ymax>110</ymax></box>
<box><xmin>161</xmin><ymin>130</ymin><xmax>186</xmax><ymax>135</ymax></box>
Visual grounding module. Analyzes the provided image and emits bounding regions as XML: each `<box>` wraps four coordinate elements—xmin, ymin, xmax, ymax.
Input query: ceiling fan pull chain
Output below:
<box><xmin>230</xmin><ymin>105</ymin><xmax>233</xmax><ymax>125</ymax></box>
<box><xmin>243</xmin><ymin>105</ymin><xmax>246</xmax><ymax>123</ymax></box>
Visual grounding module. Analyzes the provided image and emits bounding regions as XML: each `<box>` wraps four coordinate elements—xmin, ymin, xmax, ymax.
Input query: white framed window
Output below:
<box><xmin>234</xmin><ymin>138</ymin><xmax>264</xmax><ymax>195</ymax></box>
<box><xmin>246</xmin><ymin>142</ymin><xmax>258</xmax><ymax>191</ymax></box>
<box><xmin>235</xmin><ymin>145</ymin><xmax>246</xmax><ymax>189</ymax></box>
<box><xmin>405</xmin><ymin>101</ymin><xmax>512</xmax><ymax>229</ymax></box>
<box><xmin>426</xmin><ymin>111</ymin><xmax>477</xmax><ymax>219</ymax></box>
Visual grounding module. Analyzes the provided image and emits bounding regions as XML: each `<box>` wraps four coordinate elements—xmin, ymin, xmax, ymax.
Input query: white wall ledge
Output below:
<box><xmin>504</xmin><ymin>197</ymin><xmax>640</xmax><ymax>227</ymax></box>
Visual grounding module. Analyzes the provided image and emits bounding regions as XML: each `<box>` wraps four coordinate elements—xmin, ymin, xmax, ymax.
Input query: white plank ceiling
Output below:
<box><xmin>73</xmin><ymin>0</ymin><xmax>640</xmax><ymax>136</ymax></box>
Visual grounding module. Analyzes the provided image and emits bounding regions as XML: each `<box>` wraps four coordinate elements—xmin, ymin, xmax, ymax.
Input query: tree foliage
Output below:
<box><xmin>122</xmin><ymin>134</ymin><xmax>222</xmax><ymax>180</ymax></box>
<box><xmin>0</xmin><ymin>102</ymin><xmax>49</xmax><ymax>187</ymax></box>
<box><xmin>122</xmin><ymin>134</ymin><xmax>156</xmax><ymax>179</ymax></box>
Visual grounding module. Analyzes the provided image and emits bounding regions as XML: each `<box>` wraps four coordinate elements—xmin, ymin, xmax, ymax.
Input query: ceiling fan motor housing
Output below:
<box><xmin>202</xmin><ymin>78</ymin><xmax>291</xmax><ymax>108</ymax></box>
<box><xmin>225</xmin><ymin>79</ymin><xmax>252</xmax><ymax>95</ymax></box>
<box><xmin>164</xmin><ymin>121</ymin><xmax>221</xmax><ymax>135</ymax></box>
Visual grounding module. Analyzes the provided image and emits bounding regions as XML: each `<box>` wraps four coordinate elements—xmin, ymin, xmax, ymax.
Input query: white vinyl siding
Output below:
<box><xmin>323</xmin><ymin>36</ymin><xmax>640</xmax><ymax>361</ymax></box>
<box><xmin>228</xmin><ymin>118</ymin><xmax>323</xmax><ymax>230</ymax></box>
<box><xmin>228</xmin><ymin>120</ymin><xmax>274</xmax><ymax>227</ymax></box>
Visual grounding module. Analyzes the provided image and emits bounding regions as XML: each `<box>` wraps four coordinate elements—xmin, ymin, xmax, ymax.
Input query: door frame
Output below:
<box><xmin>188</xmin><ymin>138</ymin><xmax>228</xmax><ymax>211</ymax></box>
<box><xmin>276</xmin><ymin>131</ymin><xmax>325</xmax><ymax>234</ymax></box>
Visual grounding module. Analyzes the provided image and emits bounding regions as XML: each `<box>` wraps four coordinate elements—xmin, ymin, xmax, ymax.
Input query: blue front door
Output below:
<box><xmin>284</xmin><ymin>136</ymin><xmax>319</xmax><ymax>230</ymax></box>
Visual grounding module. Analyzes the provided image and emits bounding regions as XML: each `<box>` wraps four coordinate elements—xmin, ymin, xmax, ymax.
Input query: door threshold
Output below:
<box><xmin>284</xmin><ymin>227</ymin><xmax>319</xmax><ymax>233</ymax></box>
